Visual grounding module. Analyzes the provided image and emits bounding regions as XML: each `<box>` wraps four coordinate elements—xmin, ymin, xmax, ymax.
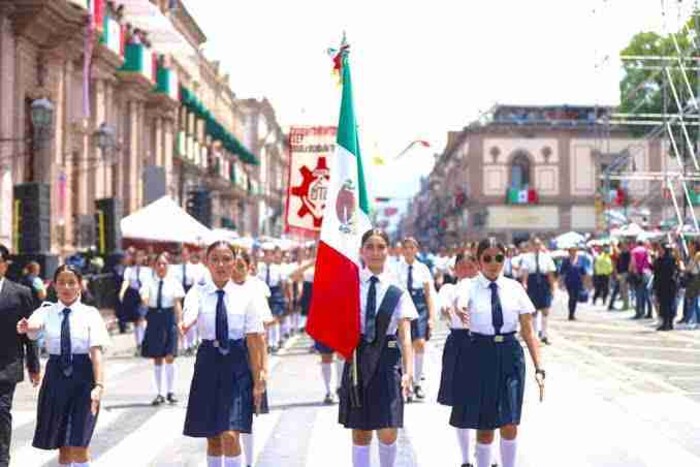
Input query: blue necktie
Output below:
<box><xmin>407</xmin><ymin>265</ymin><xmax>414</xmax><ymax>292</ymax></box>
<box><xmin>215</xmin><ymin>290</ymin><xmax>229</xmax><ymax>354</ymax></box>
<box><xmin>364</xmin><ymin>276</ymin><xmax>379</xmax><ymax>342</ymax></box>
<box><xmin>489</xmin><ymin>282</ymin><xmax>504</xmax><ymax>335</ymax></box>
<box><xmin>182</xmin><ymin>263</ymin><xmax>187</xmax><ymax>289</ymax></box>
<box><xmin>265</xmin><ymin>265</ymin><xmax>271</xmax><ymax>286</ymax></box>
<box><xmin>156</xmin><ymin>280</ymin><xmax>163</xmax><ymax>310</ymax></box>
<box><xmin>60</xmin><ymin>308</ymin><xmax>73</xmax><ymax>377</ymax></box>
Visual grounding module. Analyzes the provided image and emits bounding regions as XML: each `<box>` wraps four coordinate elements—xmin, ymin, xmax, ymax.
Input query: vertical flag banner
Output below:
<box><xmin>307</xmin><ymin>40</ymin><xmax>372</xmax><ymax>359</ymax></box>
<box><xmin>285</xmin><ymin>126</ymin><xmax>337</xmax><ymax>237</ymax></box>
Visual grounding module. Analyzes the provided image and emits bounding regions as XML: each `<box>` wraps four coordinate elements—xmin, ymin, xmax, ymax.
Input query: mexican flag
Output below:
<box><xmin>306</xmin><ymin>41</ymin><xmax>372</xmax><ymax>359</ymax></box>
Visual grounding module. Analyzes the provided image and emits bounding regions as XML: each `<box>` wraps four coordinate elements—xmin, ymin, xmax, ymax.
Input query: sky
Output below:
<box><xmin>185</xmin><ymin>0</ymin><xmax>695</xmax><ymax>220</ymax></box>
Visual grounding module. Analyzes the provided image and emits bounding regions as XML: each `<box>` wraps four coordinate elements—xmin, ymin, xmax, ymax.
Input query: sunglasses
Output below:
<box><xmin>482</xmin><ymin>254</ymin><xmax>505</xmax><ymax>264</ymax></box>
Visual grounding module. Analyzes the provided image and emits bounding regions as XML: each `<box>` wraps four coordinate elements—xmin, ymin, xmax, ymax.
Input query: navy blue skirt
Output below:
<box><xmin>314</xmin><ymin>340</ymin><xmax>334</xmax><ymax>354</ymax></box>
<box><xmin>142</xmin><ymin>307</ymin><xmax>178</xmax><ymax>358</ymax></box>
<box><xmin>184</xmin><ymin>340</ymin><xmax>254</xmax><ymax>437</ymax></box>
<box><xmin>437</xmin><ymin>329</ymin><xmax>473</xmax><ymax>406</ymax></box>
<box><xmin>527</xmin><ymin>273</ymin><xmax>552</xmax><ymax>310</ymax></box>
<box><xmin>268</xmin><ymin>286</ymin><xmax>287</xmax><ymax>317</ymax></box>
<box><xmin>338</xmin><ymin>337</ymin><xmax>403</xmax><ymax>430</ymax></box>
<box><xmin>449</xmin><ymin>333</ymin><xmax>525</xmax><ymax>430</ymax></box>
<box><xmin>121</xmin><ymin>287</ymin><xmax>144</xmax><ymax>322</ymax></box>
<box><xmin>33</xmin><ymin>355</ymin><xmax>98</xmax><ymax>450</ymax></box>
<box><xmin>300</xmin><ymin>282</ymin><xmax>313</xmax><ymax>316</ymax></box>
<box><xmin>410</xmin><ymin>289</ymin><xmax>429</xmax><ymax>341</ymax></box>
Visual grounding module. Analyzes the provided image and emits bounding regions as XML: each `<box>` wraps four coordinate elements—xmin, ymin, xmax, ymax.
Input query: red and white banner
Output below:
<box><xmin>285</xmin><ymin>126</ymin><xmax>337</xmax><ymax>237</ymax></box>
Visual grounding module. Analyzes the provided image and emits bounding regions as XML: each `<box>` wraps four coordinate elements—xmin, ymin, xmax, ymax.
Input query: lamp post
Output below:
<box><xmin>29</xmin><ymin>98</ymin><xmax>54</xmax><ymax>183</ymax></box>
<box><xmin>94</xmin><ymin>122</ymin><xmax>116</xmax><ymax>197</ymax></box>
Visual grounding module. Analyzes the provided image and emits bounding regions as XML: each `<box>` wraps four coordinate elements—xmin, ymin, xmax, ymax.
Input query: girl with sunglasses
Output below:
<box><xmin>339</xmin><ymin>229</ymin><xmax>417</xmax><ymax>467</ymax></box>
<box><xmin>397</xmin><ymin>237</ymin><xmax>436</xmax><ymax>401</ymax></box>
<box><xmin>450</xmin><ymin>238</ymin><xmax>544</xmax><ymax>467</ymax></box>
<box><xmin>437</xmin><ymin>251</ymin><xmax>480</xmax><ymax>467</ymax></box>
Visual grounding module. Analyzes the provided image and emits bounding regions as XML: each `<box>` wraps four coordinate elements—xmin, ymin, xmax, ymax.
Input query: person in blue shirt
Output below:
<box><xmin>559</xmin><ymin>246</ymin><xmax>590</xmax><ymax>320</ymax></box>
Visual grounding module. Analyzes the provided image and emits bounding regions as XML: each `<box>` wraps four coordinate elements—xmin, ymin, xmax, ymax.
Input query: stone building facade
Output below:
<box><xmin>401</xmin><ymin>105</ymin><xmax>668</xmax><ymax>247</ymax></box>
<box><xmin>0</xmin><ymin>0</ymin><xmax>287</xmax><ymax>255</ymax></box>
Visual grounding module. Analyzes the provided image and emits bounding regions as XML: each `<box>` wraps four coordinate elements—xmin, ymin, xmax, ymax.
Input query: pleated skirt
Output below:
<box><xmin>527</xmin><ymin>273</ymin><xmax>552</xmax><ymax>309</ymax></box>
<box><xmin>33</xmin><ymin>355</ymin><xmax>98</xmax><ymax>450</ymax></box>
<box><xmin>410</xmin><ymin>290</ymin><xmax>429</xmax><ymax>340</ymax></box>
<box><xmin>449</xmin><ymin>333</ymin><xmax>525</xmax><ymax>430</ymax></box>
<box><xmin>142</xmin><ymin>307</ymin><xmax>178</xmax><ymax>358</ymax></box>
<box><xmin>437</xmin><ymin>329</ymin><xmax>472</xmax><ymax>406</ymax></box>
<box><xmin>183</xmin><ymin>340</ymin><xmax>254</xmax><ymax>437</ymax></box>
<box><xmin>268</xmin><ymin>286</ymin><xmax>287</xmax><ymax>317</ymax></box>
<box><xmin>338</xmin><ymin>337</ymin><xmax>403</xmax><ymax>430</ymax></box>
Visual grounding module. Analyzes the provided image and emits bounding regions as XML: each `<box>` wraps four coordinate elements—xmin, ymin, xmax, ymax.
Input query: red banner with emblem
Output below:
<box><xmin>285</xmin><ymin>126</ymin><xmax>337</xmax><ymax>237</ymax></box>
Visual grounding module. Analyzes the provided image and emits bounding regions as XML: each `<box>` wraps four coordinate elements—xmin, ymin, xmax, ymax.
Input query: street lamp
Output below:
<box><xmin>94</xmin><ymin>122</ymin><xmax>117</xmax><ymax>197</ymax></box>
<box><xmin>30</xmin><ymin>98</ymin><xmax>54</xmax><ymax>137</ymax></box>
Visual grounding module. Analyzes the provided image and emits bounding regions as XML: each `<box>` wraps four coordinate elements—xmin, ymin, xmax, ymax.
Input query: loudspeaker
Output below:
<box><xmin>95</xmin><ymin>198</ymin><xmax>122</xmax><ymax>254</ymax></box>
<box><xmin>13</xmin><ymin>183</ymin><xmax>51</xmax><ymax>253</ymax></box>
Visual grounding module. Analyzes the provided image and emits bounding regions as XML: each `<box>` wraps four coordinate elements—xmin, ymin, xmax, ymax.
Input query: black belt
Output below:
<box><xmin>358</xmin><ymin>335</ymin><xmax>399</xmax><ymax>349</ymax></box>
<box><xmin>471</xmin><ymin>332</ymin><xmax>516</xmax><ymax>343</ymax></box>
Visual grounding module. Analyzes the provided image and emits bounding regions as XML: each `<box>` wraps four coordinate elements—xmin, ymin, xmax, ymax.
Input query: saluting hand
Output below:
<box><xmin>16</xmin><ymin>318</ymin><xmax>29</xmax><ymax>335</ymax></box>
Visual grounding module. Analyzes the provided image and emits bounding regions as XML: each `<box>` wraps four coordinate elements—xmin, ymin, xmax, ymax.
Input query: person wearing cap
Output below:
<box><xmin>0</xmin><ymin>244</ymin><xmax>41</xmax><ymax>467</ymax></box>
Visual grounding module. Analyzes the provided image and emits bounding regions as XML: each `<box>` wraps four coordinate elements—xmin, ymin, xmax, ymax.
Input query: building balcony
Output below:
<box><xmin>155</xmin><ymin>65</ymin><xmax>179</xmax><ymax>101</ymax></box>
<box><xmin>120</xmin><ymin>43</ymin><xmax>156</xmax><ymax>83</ymax></box>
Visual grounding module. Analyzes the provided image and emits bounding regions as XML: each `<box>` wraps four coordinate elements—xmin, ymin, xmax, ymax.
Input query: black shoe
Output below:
<box><xmin>323</xmin><ymin>392</ymin><xmax>335</xmax><ymax>405</ymax></box>
<box><xmin>270</xmin><ymin>346</ymin><xmax>279</xmax><ymax>354</ymax></box>
<box><xmin>151</xmin><ymin>395</ymin><xmax>165</xmax><ymax>406</ymax></box>
<box><xmin>540</xmin><ymin>337</ymin><xmax>551</xmax><ymax>345</ymax></box>
<box><xmin>644</xmin><ymin>314</ymin><xmax>653</xmax><ymax>319</ymax></box>
<box><xmin>406</xmin><ymin>394</ymin><xmax>414</xmax><ymax>403</ymax></box>
<box><xmin>414</xmin><ymin>385</ymin><xmax>426</xmax><ymax>400</ymax></box>
<box><xmin>568</xmin><ymin>316</ymin><xmax>576</xmax><ymax>321</ymax></box>
<box><xmin>166</xmin><ymin>393</ymin><xmax>178</xmax><ymax>404</ymax></box>
<box><xmin>461</xmin><ymin>464</ymin><xmax>474</xmax><ymax>467</ymax></box>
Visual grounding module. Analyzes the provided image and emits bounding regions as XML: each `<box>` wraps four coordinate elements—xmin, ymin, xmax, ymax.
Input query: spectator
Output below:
<box><xmin>653</xmin><ymin>244</ymin><xmax>680</xmax><ymax>331</ymax></box>
<box><xmin>21</xmin><ymin>262</ymin><xmax>46</xmax><ymax>308</ymax></box>
<box><xmin>609</xmin><ymin>241</ymin><xmax>631</xmax><ymax>311</ymax></box>
<box><xmin>630</xmin><ymin>240</ymin><xmax>653</xmax><ymax>319</ymax></box>
<box><xmin>593</xmin><ymin>247</ymin><xmax>613</xmax><ymax>306</ymax></box>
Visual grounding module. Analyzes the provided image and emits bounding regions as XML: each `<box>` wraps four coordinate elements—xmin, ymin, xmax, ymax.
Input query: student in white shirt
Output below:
<box><xmin>450</xmin><ymin>238</ymin><xmax>545</xmax><ymax>467</ymax></box>
<box><xmin>519</xmin><ymin>238</ymin><xmax>556</xmax><ymax>345</ymax></box>
<box><xmin>181</xmin><ymin>241</ymin><xmax>266</xmax><ymax>467</ymax></box>
<box><xmin>256</xmin><ymin>245</ymin><xmax>288</xmax><ymax>353</ymax></box>
<box><xmin>174</xmin><ymin>249</ymin><xmax>209</xmax><ymax>355</ymax></box>
<box><xmin>233</xmin><ymin>249</ymin><xmax>273</xmax><ymax>467</ymax></box>
<box><xmin>397</xmin><ymin>237</ymin><xmax>436</xmax><ymax>401</ymax></box>
<box><xmin>338</xmin><ymin>229</ymin><xmax>417</xmax><ymax>467</ymax></box>
<box><xmin>437</xmin><ymin>250</ymin><xmax>479</xmax><ymax>467</ymax></box>
<box><xmin>17</xmin><ymin>265</ymin><xmax>109</xmax><ymax>467</ymax></box>
<box><xmin>119</xmin><ymin>250</ymin><xmax>152</xmax><ymax>352</ymax></box>
<box><xmin>140</xmin><ymin>252</ymin><xmax>185</xmax><ymax>406</ymax></box>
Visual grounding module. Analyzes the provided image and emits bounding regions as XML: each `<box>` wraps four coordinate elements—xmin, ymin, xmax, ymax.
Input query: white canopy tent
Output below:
<box><xmin>121</xmin><ymin>196</ymin><xmax>212</xmax><ymax>244</ymax></box>
<box><xmin>553</xmin><ymin>231</ymin><xmax>586</xmax><ymax>249</ymax></box>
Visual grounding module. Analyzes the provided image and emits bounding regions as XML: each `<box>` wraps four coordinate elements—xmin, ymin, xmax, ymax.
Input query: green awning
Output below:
<box><xmin>179</xmin><ymin>86</ymin><xmax>258</xmax><ymax>165</ymax></box>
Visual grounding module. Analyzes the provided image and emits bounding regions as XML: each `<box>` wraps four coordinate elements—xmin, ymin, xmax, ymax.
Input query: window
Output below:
<box><xmin>510</xmin><ymin>153</ymin><xmax>531</xmax><ymax>189</ymax></box>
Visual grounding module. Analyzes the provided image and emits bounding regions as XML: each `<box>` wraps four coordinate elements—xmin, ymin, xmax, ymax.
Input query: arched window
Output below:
<box><xmin>510</xmin><ymin>153</ymin><xmax>531</xmax><ymax>189</ymax></box>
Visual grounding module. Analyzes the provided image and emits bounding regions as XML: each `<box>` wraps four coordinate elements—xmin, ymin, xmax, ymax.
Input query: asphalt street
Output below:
<box><xmin>9</xmin><ymin>293</ymin><xmax>700</xmax><ymax>466</ymax></box>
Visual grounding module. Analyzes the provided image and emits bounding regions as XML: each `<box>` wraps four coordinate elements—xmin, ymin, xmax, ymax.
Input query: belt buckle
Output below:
<box><xmin>213</xmin><ymin>340</ymin><xmax>220</xmax><ymax>348</ymax></box>
<box><xmin>494</xmin><ymin>335</ymin><xmax>504</xmax><ymax>343</ymax></box>
<box><xmin>387</xmin><ymin>340</ymin><xmax>398</xmax><ymax>349</ymax></box>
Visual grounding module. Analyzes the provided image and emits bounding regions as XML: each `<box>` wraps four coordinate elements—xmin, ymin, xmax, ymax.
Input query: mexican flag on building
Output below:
<box><xmin>306</xmin><ymin>40</ymin><xmax>372</xmax><ymax>359</ymax></box>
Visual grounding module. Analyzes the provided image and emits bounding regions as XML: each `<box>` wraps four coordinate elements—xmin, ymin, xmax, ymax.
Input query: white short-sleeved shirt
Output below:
<box><xmin>257</xmin><ymin>263</ymin><xmax>287</xmax><ymax>288</ymax></box>
<box><xmin>359</xmin><ymin>268</ymin><xmax>418</xmax><ymax>336</ymax></box>
<box><xmin>460</xmin><ymin>273</ymin><xmax>535</xmax><ymax>335</ymax></box>
<box><xmin>246</xmin><ymin>276</ymin><xmax>273</xmax><ymax>324</ymax></box>
<box><xmin>182</xmin><ymin>278</ymin><xmax>265</xmax><ymax>340</ymax></box>
<box><xmin>140</xmin><ymin>276</ymin><xmax>186</xmax><ymax>309</ymax></box>
<box><xmin>170</xmin><ymin>262</ymin><xmax>204</xmax><ymax>289</ymax></box>
<box><xmin>303</xmin><ymin>266</ymin><xmax>315</xmax><ymax>283</ymax></box>
<box><xmin>519</xmin><ymin>252</ymin><xmax>556</xmax><ymax>275</ymax></box>
<box><xmin>395</xmin><ymin>260</ymin><xmax>433</xmax><ymax>292</ymax></box>
<box><xmin>124</xmin><ymin>265</ymin><xmax>153</xmax><ymax>288</ymax></box>
<box><xmin>27</xmin><ymin>300</ymin><xmax>110</xmax><ymax>354</ymax></box>
<box><xmin>439</xmin><ymin>279</ymin><xmax>475</xmax><ymax>329</ymax></box>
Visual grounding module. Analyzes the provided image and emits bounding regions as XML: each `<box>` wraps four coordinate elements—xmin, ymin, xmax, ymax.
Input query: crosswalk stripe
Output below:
<box><xmin>94</xmin><ymin>408</ymin><xmax>184</xmax><ymax>466</ymax></box>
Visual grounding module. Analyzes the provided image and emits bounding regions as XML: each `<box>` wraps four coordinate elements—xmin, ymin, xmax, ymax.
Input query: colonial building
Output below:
<box><xmin>0</xmin><ymin>0</ymin><xmax>286</xmax><ymax>258</ymax></box>
<box><xmin>401</xmin><ymin>105</ymin><xmax>667</xmax><ymax>247</ymax></box>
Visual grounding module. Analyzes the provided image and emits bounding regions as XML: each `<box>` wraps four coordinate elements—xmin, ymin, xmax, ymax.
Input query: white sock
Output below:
<box><xmin>541</xmin><ymin>313</ymin><xmax>549</xmax><ymax>338</ymax></box>
<box><xmin>352</xmin><ymin>444</ymin><xmax>370</xmax><ymax>467</ymax></box>
<box><xmin>165</xmin><ymin>363</ymin><xmax>175</xmax><ymax>394</ymax></box>
<box><xmin>414</xmin><ymin>352</ymin><xmax>424</xmax><ymax>386</ymax></box>
<box><xmin>207</xmin><ymin>456</ymin><xmax>222</xmax><ymax>467</ymax></box>
<box><xmin>335</xmin><ymin>358</ymin><xmax>345</xmax><ymax>389</ymax></box>
<box><xmin>292</xmin><ymin>313</ymin><xmax>300</xmax><ymax>331</ymax></box>
<box><xmin>73</xmin><ymin>462</ymin><xmax>90</xmax><ymax>467</ymax></box>
<box><xmin>223</xmin><ymin>455</ymin><xmax>242</xmax><ymax>467</ymax></box>
<box><xmin>154</xmin><ymin>364</ymin><xmax>163</xmax><ymax>396</ymax></box>
<box><xmin>299</xmin><ymin>315</ymin><xmax>307</xmax><ymax>330</ymax></box>
<box><xmin>533</xmin><ymin>312</ymin><xmax>542</xmax><ymax>337</ymax></box>
<box><xmin>281</xmin><ymin>318</ymin><xmax>289</xmax><ymax>337</ymax></box>
<box><xmin>321</xmin><ymin>362</ymin><xmax>332</xmax><ymax>393</ymax></box>
<box><xmin>475</xmin><ymin>443</ymin><xmax>492</xmax><ymax>467</ymax></box>
<box><xmin>456</xmin><ymin>428</ymin><xmax>471</xmax><ymax>464</ymax></box>
<box><xmin>500</xmin><ymin>438</ymin><xmax>517</xmax><ymax>467</ymax></box>
<box><xmin>272</xmin><ymin>324</ymin><xmax>280</xmax><ymax>347</ymax></box>
<box><xmin>241</xmin><ymin>432</ymin><xmax>254</xmax><ymax>466</ymax></box>
<box><xmin>134</xmin><ymin>325</ymin><xmax>141</xmax><ymax>347</ymax></box>
<box><xmin>378</xmin><ymin>441</ymin><xmax>397</xmax><ymax>467</ymax></box>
